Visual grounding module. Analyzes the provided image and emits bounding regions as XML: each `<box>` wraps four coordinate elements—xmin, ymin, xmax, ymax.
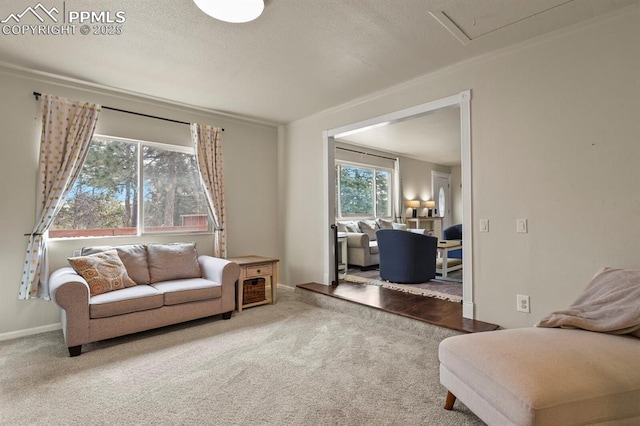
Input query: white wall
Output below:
<box><xmin>400</xmin><ymin>157</ymin><xmax>450</xmax><ymax>218</ymax></box>
<box><xmin>0</xmin><ymin>68</ymin><xmax>279</xmax><ymax>337</ymax></box>
<box><xmin>282</xmin><ymin>6</ymin><xmax>640</xmax><ymax>329</ymax></box>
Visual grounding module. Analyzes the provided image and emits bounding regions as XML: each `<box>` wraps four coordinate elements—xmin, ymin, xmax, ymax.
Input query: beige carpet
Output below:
<box><xmin>0</xmin><ymin>287</ymin><xmax>482</xmax><ymax>425</ymax></box>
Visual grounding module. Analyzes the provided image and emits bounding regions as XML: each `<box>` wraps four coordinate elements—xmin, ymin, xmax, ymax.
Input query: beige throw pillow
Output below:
<box><xmin>68</xmin><ymin>249</ymin><xmax>137</xmax><ymax>296</ymax></box>
<box><xmin>146</xmin><ymin>242</ymin><xmax>201</xmax><ymax>283</ymax></box>
<box><xmin>358</xmin><ymin>220</ymin><xmax>378</xmax><ymax>241</ymax></box>
<box><xmin>376</xmin><ymin>218</ymin><xmax>394</xmax><ymax>229</ymax></box>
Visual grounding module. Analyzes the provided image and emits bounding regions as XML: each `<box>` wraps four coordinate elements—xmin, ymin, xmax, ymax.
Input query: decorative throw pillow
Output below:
<box><xmin>392</xmin><ymin>222</ymin><xmax>408</xmax><ymax>231</ymax></box>
<box><xmin>82</xmin><ymin>244</ymin><xmax>150</xmax><ymax>285</ymax></box>
<box><xmin>337</xmin><ymin>221</ymin><xmax>360</xmax><ymax>233</ymax></box>
<box><xmin>358</xmin><ymin>220</ymin><xmax>378</xmax><ymax>241</ymax></box>
<box><xmin>376</xmin><ymin>218</ymin><xmax>394</xmax><ymax>229</ymax></box>
<box><xmin>146</xmin><ymin>242</ymin><xmax>201</xmax><ymax>283</ymax></box>
<box><xmin>68</xmin><ymin>249</ymin><xmax>137</xmax><ymax>296</ymax></box>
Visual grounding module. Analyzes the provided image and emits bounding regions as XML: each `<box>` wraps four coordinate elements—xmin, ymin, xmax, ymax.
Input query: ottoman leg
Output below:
<box><xmin>444</xmin><ymin>391</ymin><xmax>457</xmax><ymax>410</ymax></box>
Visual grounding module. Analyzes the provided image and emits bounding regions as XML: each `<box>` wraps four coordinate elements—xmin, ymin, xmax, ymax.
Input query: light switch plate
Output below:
<box><xmin>480</xmin><ymin>219</ymin><xmax>489</xmax><ymax>232</ymax></box>
<box><xmin>516</xmin><ymin>219</ymin><xmax>528</xmax><ymax>233</ymax></box>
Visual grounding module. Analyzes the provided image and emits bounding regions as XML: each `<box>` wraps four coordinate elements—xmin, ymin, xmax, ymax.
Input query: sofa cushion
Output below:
<box><xmin>358</xmin><ymin>220</ymin><xmax>378</xmax><ymax>241</ymax></box>
<box><xmin>151</xmin><ymin>278</ymin><xmax>222</xmax><ymax>305</ymax></box>
<box><xmin>89</xmin><ymin>285</ymin><xmax>164</xmax><ymax>319</ymax></box>
<box><xmin>82</xmin><ymin>244</ymin><xmax>151</xmax><ymax>285</ymax></box>
<box><xmin>146</xmin><ymin>242</ymin><xmax>201</xmax><ymax>284</ymax></box>
<box><xmin>68</xmin><ymin>250</ymin><xmax>137</xmax><ymax>296</ymax></box>
<box><xmin>376</xmin><ymin>218</ymin><xmax>394</xmax><ymax>229</ymax></box>
<box><xmin>338</xmin><ymin>220</ymin><xmax>360</xmax><ymax>233</ymax></box>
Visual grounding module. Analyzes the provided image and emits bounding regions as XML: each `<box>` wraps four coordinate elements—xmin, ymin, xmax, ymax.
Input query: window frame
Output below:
<box><xmin>49</xmin><ymin>134</ymin><xmax>213</xmax><ymax>240</ymax></box>
<box><xmin>335</xmin><ymin>160</ymin><xmax>394</xmax><ymax>220</ymax></box>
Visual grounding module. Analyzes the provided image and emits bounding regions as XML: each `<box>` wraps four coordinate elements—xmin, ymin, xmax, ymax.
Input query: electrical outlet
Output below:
<box><xmin>517</xmin><ymin>295</ymin><xmax>530</xmax><ymax>313</ymax></box>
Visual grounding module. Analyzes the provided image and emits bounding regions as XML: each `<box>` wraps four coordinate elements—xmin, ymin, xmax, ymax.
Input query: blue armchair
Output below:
<box><xmin>442</xmin><ymin>224</ymin><xmax>462</xmax><ymax>259</ymax></box>
<box><xmin>376</xmin><ymin>229</ymin><xmax>438</xmax><ymax>284</ymax></box>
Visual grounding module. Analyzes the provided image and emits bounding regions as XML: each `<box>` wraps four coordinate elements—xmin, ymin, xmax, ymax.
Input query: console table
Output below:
<box><xmin>227</xmin><ymin>255</ymin><xmax>279</xmax><ymax>313</ymax></box>
<box><xmin>406</xmin><ymin>216</ymin><xmax>443</xmax><ymax>238</ymax></box>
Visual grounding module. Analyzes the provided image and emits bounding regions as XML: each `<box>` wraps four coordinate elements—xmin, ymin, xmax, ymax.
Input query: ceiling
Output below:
<box><xmin>0</xmin><ymin>0</ymin><xmax>637</xmax><ymax>163</ymax></box>
<box><xmin>337</xmin><ymin>106</ymin><xmax>462</xmax><ymax>165</ymax></box>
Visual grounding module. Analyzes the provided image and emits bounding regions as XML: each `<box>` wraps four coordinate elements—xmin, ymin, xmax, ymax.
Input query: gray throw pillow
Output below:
<box><xmin>146</xmin><ymin>242</ymin><xmax>202</xmax><ymax>283</ymax></box>
<box><xmin>376</xmin><ymin>218</ymin><xmax>394</xmax><ymax>229</ymax></box>
<box><xmin>358</xmin><ymin>220</ymin><xmax>378</xmax><ymax>241</ymax></box>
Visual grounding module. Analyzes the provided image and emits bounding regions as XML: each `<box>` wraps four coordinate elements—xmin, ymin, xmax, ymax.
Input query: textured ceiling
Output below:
<box><xmin>0</xmin><ymin>0</ymin><xmax>636</xmax><ymax>125</ymax></box>
<box><xmin>339</xmin><ymin>107</ymin><xmax>462</xmax><ymax>166</ymax></box>
<box><xmin>0</xmin><ymin>0</ymin><xmax>637</xmax><ymax>165</ymax></box>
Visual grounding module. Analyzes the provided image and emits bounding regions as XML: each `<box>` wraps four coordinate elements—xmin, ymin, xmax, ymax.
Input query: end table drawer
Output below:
<box><xmin>246</xmin><ymin>264</ymin><xmax>272</xmax><ymax>277</ymax></box>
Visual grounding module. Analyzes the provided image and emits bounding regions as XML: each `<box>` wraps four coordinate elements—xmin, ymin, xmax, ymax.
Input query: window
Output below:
<box><xmin>50</xmin><ymin>135</ymin><xmax>211</xmax><ymax>238</ymax></box>
<box><xmin>336</xmin><ymin>162</ymin><xmax>392</xmax><ymax>219</ymax></box>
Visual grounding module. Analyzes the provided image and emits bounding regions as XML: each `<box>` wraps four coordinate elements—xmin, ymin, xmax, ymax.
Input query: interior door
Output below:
<box><xmin>432</xmin><ymin>172</ymin><xmax>451</xmax><ymax>232</ymax></box>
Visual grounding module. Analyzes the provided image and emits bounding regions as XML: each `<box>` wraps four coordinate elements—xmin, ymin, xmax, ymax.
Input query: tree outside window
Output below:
<box><xmin>336</xmin><ymin>163</ymin><xmax>392</xmax><ymax>218</ymax></box>
<box><xmin>50</xmin><ymin>136</ymin><xmax>211</xmax><ymax>238</ymax></box>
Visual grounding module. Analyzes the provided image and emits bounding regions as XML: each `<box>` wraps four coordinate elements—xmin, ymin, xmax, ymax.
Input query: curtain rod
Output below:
<box><xmin>33</xmin><ymin>92</ymin><xmax>224</xmax><ymax>131</ymax></box>
<box><xmin>336</xmin><ymin>146</ymin><xmax>397</xmax><ymax>161</ymax></box>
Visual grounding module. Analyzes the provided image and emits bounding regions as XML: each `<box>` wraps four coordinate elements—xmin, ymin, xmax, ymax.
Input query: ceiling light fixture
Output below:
<box><xmin>193</xmin><ymin>0</ymin><xmax>264</xmax><ymax>23</ymax></box>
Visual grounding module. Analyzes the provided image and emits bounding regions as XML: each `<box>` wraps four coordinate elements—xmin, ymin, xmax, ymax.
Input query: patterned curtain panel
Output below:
<box><xmin>19</xmin><ymin>95</ymin><xmax>101</xmax><ymax>300</ymax></box>
<box><xmin>190</xmin><ymin>123</ymin><xmax>227</xmax><ymax>258</ymax></box>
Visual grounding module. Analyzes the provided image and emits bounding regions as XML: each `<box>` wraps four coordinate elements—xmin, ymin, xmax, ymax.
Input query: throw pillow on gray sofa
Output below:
<box><xmin>146</xmin><ymin>242</ymin><xmax>202</xmax><ymax>283</ymax></box>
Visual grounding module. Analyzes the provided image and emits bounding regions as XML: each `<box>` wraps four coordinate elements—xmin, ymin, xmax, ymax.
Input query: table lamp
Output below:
<box><xmin>424</xmin><ymin>200</ymin><xmax>436</xmax><ymax>217</ymax></box>
<box><xmin>407</xmin><ymin>200</ymin><xmax>420</xmax><ymax>218</ymax></box>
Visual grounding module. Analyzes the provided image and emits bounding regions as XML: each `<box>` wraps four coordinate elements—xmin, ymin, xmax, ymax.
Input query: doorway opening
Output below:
<box><xmin>323</xmin><ymin>90</ymin><xmax>474</xmax><ymax>319</ymax></box>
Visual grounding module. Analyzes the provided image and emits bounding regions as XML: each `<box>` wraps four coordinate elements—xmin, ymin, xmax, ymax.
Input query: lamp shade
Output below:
<box><xmin>406</xmin><ymin>200</ymin><xmax>420</xmax><ymax>208</ymax></box>
<box><xmin>424</xmin><ymin>200</ymin><xmax>436</xmax><ymax>209</ymax></box>
<box><xmin>193</xmin><ymin>0</ymin><xmax>264</xmax><ymax>23</ymax></box>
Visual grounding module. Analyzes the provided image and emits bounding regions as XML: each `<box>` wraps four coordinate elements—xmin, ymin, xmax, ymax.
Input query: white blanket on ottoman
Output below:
<box><xmin>537</xmin><ymin>267</ymin><xmax>640</xmax><ymax>337</ymax></box>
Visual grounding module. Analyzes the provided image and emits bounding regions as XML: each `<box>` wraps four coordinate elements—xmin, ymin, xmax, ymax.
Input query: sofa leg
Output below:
<box><xmin>222</xmin><ymin>311</ymin><xmax>232</xmax><ymax>320</ymax></box>
<box><xmin>68</xmin><ymin>345</ymin><xmax>82</xmax><ymax>357</ymax></box>
<box><xmin>444</xmin><ymin>391</ymin><xmax>457</xmax><ymax>410</ymax></box>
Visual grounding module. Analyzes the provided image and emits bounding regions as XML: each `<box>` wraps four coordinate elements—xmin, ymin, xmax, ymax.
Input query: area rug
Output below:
<box><xmin>342</xmin><ymin>269</ymin><xmax>463</xmax><ymax>303</ymax></box>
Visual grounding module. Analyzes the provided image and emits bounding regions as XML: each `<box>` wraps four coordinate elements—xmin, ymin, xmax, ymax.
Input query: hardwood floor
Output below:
<box><xmin>296</xmin><ymin>281</ymin><xmax>499</xmax><ymax>333</ymax></box>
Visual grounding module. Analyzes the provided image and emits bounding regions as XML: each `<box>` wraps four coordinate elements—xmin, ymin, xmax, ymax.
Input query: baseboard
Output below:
<box><xmin>0</xmin><ymin>323</ymin><xmax>61</xmax><ymax>342</ymax></box>
<box><xmin>462</xmin><ymin>300</ymin><xmax>475</xmax><ymax>319</ymax></box>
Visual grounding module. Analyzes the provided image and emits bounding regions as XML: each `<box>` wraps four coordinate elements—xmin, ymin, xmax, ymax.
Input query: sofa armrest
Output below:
<box><xmin>199</xmin><ymin>256</ymin><xmax>240</xmax><ymax>314</ymax></box>
<box><xmin>346</xmin><ymin>233</ymin><xmax>370</xmax><ymax>248</ymax></box>
<box><xmin>198</xmin><ymin>255</ymin><xmax>240</xmax><ymax>287</ymax></box>
<box><xmin>49</xmin><ymin>267</ymin><xmax>91</xmax><ymax>347</ymax></box>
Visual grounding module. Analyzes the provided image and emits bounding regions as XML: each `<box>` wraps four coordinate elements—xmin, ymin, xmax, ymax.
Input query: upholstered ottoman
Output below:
<box><xmin>439</xmin><ymin>328</ymin><xmax>640</xmax><ymax>425</ymax></box>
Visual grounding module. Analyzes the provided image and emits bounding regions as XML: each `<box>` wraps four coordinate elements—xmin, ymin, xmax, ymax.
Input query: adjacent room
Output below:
<box><xmin>1</xmin><ymin>1</ymin><xmax>639</xmax><ymax>424</ymax></box>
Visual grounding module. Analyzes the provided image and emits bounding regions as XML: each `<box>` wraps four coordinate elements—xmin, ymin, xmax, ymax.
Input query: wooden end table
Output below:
<box><xmin>227</xmin><ymin>255</ymin><xmax>279</xmax><ymax>313</ymax></box>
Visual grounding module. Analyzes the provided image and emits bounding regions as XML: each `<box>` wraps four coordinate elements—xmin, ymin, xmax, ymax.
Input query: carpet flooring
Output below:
<box><xmin>0</xmin><ymin>286</ymin><xmax>483</xmax><ymax>425</ymax></box>
<box><xmin>343</xmin><ymin>268</ymin><xmax>463</xmax><ymax>303</ymax></box>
